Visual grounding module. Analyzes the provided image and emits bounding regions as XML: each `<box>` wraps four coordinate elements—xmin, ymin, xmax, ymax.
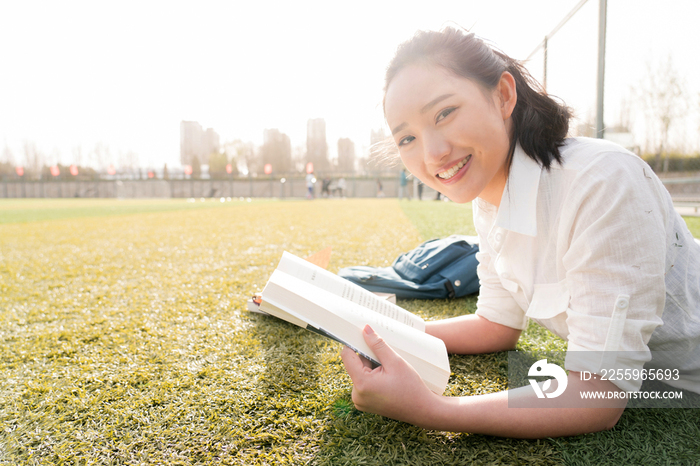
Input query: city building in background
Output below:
<box><xmin>180</xmin><ymin>121</ymin><xmax>220</xmax><ymax>167</ymax></box>
<box><xmin>261</xmin><ymin>128</ymin><xmax>292</xmax><ymax>174</ymax></box>
<box><xmin>306</xmin><ymin>118</ymin><xmax>329</xmax><ymax>172</ymax></box>
<box><xmin>337</xmin><ymin>138</ymin><xmax>355</xmax><ymax>173</ymax></box>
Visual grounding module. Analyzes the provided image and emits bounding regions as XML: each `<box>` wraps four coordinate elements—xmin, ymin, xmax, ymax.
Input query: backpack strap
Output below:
<box><xmin>444</xmin><ymin>280</ymin><xmax>455</xmax><ymax>299</ymax></box>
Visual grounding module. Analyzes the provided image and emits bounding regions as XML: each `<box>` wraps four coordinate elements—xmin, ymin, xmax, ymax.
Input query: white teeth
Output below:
<box><xmin>437</xmin><ymin>155</ymin><xmax>471</xmax><ymax>180</ymax></box>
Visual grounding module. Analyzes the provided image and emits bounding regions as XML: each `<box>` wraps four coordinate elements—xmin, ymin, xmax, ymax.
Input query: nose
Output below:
<box><xmin>423</xmin><ymin>130</ymin><xmax>450</xmax><ymax>165</ymax></box>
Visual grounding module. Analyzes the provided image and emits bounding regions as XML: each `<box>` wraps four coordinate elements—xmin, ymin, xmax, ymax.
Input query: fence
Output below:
<box><xmin>6</xmin><ymin>172</ymin><xmax>696</xmax><ymax>201</ymax></box>
<box><xmin>0</xmin><ymin>175</ymin><xmax>440</xmax><ymax>200</ymax></box>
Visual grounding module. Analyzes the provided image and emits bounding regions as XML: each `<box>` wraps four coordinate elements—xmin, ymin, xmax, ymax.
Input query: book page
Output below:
<box><xmin>258</xmin><ymin>299</ymin><xmax>310</xmax><ymax>328</ymax></box>
<box><xmin>275</xmin><ymin>251</ymin><xmax>425</xmax><ymax>331</ymax></box>
<box><xmin>261</xmin><ymin>269</ymin><xmax>449</xmax><ymax>393</ymax></box>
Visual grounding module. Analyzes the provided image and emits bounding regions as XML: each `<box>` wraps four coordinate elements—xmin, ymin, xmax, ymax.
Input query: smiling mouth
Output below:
<box><xmin>437</xmin><ymin>155</ymin><xmax>471</xmax><ymax>180</ymax></box>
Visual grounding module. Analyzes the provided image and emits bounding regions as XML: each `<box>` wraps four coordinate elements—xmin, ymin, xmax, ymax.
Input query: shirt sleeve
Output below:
<box><xmin>472</xmin><ymin>202</ymin><xmax>529</xmax><ymax>331</ymax></box>
<box><xmin>559</xmin><ymin>152</ymin><xmax>669</xmax><ymax>391</ymax></box>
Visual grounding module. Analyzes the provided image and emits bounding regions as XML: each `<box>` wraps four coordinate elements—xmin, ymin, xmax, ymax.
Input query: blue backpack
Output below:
<box><xmin>338</xmin><ymin>235</ymin><xmax>480</xmax><ymax>299</ymax></box>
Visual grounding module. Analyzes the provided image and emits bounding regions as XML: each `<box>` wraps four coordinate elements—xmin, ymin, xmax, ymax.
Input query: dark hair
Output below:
<box><xmin>383</xmin><ymin>27</ymin><xmax>572</xmax><ymax>170</ymax></box>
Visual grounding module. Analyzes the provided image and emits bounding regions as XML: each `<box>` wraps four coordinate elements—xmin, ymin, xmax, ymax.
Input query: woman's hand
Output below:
<box><xmin>340</xmin><ymin>325</ymin><xmax>440</xmax><ymax>427</ymax></box>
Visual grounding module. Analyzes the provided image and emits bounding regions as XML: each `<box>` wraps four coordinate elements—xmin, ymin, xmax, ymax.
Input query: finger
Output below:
<box><xmin>358</xmin><ymin>354</ymin><xmax>375</xmax><ymax>370</ymax></box>
<box><xmin>362</xmin><ymin>325</ymin><xmax>400</xmax><ymax>366</ymax></box>
<box><xmin>340</xmin><ymin>345</ymin><xmax>367</xmax><ymax>381</ymax></box>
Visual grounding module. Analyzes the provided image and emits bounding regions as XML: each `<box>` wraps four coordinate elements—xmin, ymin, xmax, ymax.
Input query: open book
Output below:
<box><xmin>255</xmin><ymin>251</ymin><xmax>451</xmax><ymax>394</ymax></box>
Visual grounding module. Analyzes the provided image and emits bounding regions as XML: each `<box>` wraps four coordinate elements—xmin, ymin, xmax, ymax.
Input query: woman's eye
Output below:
<box><xmin>398</xmin><ymin>135</ymin><xmax>415</xmax><ymax>146</ymax></box>
<box><xmin>436</xmin><ymin>107</ymin><xmax>456</xmax><ymax>123</ymax></box>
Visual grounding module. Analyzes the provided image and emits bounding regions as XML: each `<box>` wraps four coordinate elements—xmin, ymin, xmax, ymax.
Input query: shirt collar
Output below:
<box><xmin>494</xmin><ymin>143</ymin><xmax>542</xmax><ymax>237</ymax></box>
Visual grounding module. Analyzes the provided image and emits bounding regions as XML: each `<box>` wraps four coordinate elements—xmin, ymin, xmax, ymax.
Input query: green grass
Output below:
<box><xmin>0</xmin><ymin>198</ymin><xmax>698</xmax><ymax>465</ymax></box>
<box><xmin>398</xmin><ymin>199</ymin><xmax>477</xmax><ymax>239</ymax></box>
<box><xmin>683</xmin><ymin>215</ymin><xmax>700</xmax><ymax>236</ymax></box>
<box><xmin>0</xmin><ymin>198</ymin><xmax>260</xmax><ymax>224</ymax></box>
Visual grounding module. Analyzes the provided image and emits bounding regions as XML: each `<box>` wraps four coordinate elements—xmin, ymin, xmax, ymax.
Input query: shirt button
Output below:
<box><xmin>615</xmin><ymin>296</ymin><xmax>629</xmax><ymax>309</ymax></box>
<box><xmin>495</xmin><ymin>232</ymin><xmax>503</xmax><ymax>243</ymax></box>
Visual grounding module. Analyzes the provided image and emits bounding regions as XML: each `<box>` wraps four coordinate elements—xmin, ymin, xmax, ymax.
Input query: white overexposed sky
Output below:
<box><xmin>0</xmin><ymin>0</ymin><xmax>698</xmax><ymax>170</ymax></box>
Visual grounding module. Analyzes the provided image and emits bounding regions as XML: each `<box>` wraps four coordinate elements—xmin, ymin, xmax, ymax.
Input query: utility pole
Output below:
<box><xmin>543</xmin><ymin>36</ymin><xmax>548</xmax><ymax>90</ymax></box>
<box><xmin>595</xmin><ymin>0</ymin><xmax>608</xmax><ymax>138</ymax></box>
<box><xmin>527</xmin><ymin>0</ymin><xmax>590</xmax><ymax>91</ymax></box>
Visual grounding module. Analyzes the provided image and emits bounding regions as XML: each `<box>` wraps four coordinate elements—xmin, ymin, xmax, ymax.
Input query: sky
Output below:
<box><xmin>0</xmin><ymin>0</ymin><xmax>698</xmax><ymax>170</ymax></box>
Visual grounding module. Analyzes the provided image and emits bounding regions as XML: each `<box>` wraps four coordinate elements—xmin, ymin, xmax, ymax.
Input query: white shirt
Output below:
<box><xmin>474</xmin><ymin>137</ymin><xmax>700</xmax><ymax>393</ymax></box>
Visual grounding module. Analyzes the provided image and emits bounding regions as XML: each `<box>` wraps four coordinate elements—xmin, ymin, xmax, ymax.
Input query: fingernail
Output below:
<box><xmin>364</xmin><ymin>325</ymin><xmax>374</xmax><ymax>335</ymax></box>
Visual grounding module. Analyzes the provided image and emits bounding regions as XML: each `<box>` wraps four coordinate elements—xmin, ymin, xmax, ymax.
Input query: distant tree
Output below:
<box><xmin>72</xmin><ymin>146</ymin><xmax>83</xmax><ymax>167</ymax></box>
<box><xmin>292</xmin><ymin>144</ymin><xmax>306</xmax><ymax>173</ymax></box>
<box><xmin>0</xmin><ymin>161</ymin><xmax>13</xmax><ymax>177</ymax></box>
<box><xmin>229</xmin><ymin>139</ymin><xmax>256</xmax><ymax>175</ymax></box>
<box><xmin>697</xmin><ymin>92</ymin><xmax>700</xmax><ymax>151</ymax></box>
<box><xmin>191</xmin><ymin>155</ymin><xmax>201</xmax><ymax>179</ymax></box>
<box><xmin>59</xmin><ymin>163</ymin><xmax>70</xmax><ymax>180</ymax></box>
<box><xmin>42</xmin><ymin>164</ymin><xmax>61</xmax><ymax>179</ymax></box>
<box><xmin>23</xmin><ymin>141</ymin><xmax>43</xmax><ymax>179</ymax></box>
<box><xmin>163</xmin><ymin>163</ymin><xmax>169</xmax><ymax>180</ymax></box>
<box><xmin>118</xmin><ymin>150</ymin><xmax>139</xmax><ymax>177</ymax></box>
<box><xmin>2</xmin><ymin>144</ymin><xmax>13</xmax><ymax>165</ymax></box>
<box><xmin>1</xmin><ymin>146</ymin><xmax>18</xmax><ymax>179</ymax></box>
<box><xmin>617</xmin><ymin>95</ymin><xmax>633</xmax><ymax>134</ymax></box>
<box><xmin>91</xmin><ymin>143</ymin><xmax>105</xmax><ymax>171</ymax></box>
<box><xmin>635</xmin><ymin>55</ymin><xmax>687</xmax><ymax>172</ymax></box>
<box><xmin>75</xmin><ymin>165</ymin><xmax>98</xmax><ymax>179</ymax></box>
<box><xmin>209</xmin><ymin>151</ymin><xmax>228</xmax><ymax>179</ymax></box>
<box><xmin>221</xmin><ymin>141</ymin><xmax>241</xmax><ymax>176</ymax></box>
<box><xmin>227</xmin><ymin>159</ymin><xmax>239</xmax><ymax>176</ymax></box>
<box><xmin>337</xmin><ymin>138</ymin><xmax>356</xmax><ymax>173</ymax></box>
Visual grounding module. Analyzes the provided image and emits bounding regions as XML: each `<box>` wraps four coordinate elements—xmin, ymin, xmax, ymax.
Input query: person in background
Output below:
<box><xmin>305</xmin><ymin>170</ymin><xmax>316</xmax><ymax>199</ymax></box>
<box><xmin>377</xmin><ymin>179</ymin><xmax>385</xmax><ymax>198</ymax></box>
<box><xmin>321</xmin><ymin>176</ymin><xmax>331</xmax><ymax>197</ymax></box>
<box><xmin>399</xmin><ymin>168</ymin><xmax>409</xmax><ymax>200</ymax></box>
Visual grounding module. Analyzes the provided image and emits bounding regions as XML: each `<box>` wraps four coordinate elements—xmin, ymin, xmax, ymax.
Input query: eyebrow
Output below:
<box><xmin>391</xmin><ymin>93</ymin><xmax>455</xmax><ymax>135</ymax></box>
<box><xmin>420</xmin><ymin>93</ymin><xmax>454</xmax><ymax>114</ymax></box>
<box><xmin>391</xmin><ymin>122</ymin><xmax>408</xmax><ymax>135</ymax></box>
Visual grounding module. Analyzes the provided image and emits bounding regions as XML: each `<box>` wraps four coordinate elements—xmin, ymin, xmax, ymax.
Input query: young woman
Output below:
<box><xmin>340</xmin><ymin>27</ymin><xmax>700</xmax><ymax>438</ymax></box>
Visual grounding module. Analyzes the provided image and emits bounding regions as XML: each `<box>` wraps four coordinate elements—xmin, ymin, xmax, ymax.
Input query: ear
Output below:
<box><xmin>496</xmin><ymin>71</ymin><xmax>517</xmax><ymax>120</ymax></box>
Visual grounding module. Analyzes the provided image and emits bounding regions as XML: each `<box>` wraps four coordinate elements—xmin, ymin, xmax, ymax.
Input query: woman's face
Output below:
<box><xmin>384</xmin><ymin>64</ymin><xmax>516</xmax><ymax>205</ymax></box>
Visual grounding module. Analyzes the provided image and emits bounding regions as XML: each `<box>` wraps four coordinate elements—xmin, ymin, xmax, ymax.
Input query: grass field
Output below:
<box><xmin>1</xmin><ymin>198</ymin><xmax>698</xmax><ymax>465</ymax></box>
